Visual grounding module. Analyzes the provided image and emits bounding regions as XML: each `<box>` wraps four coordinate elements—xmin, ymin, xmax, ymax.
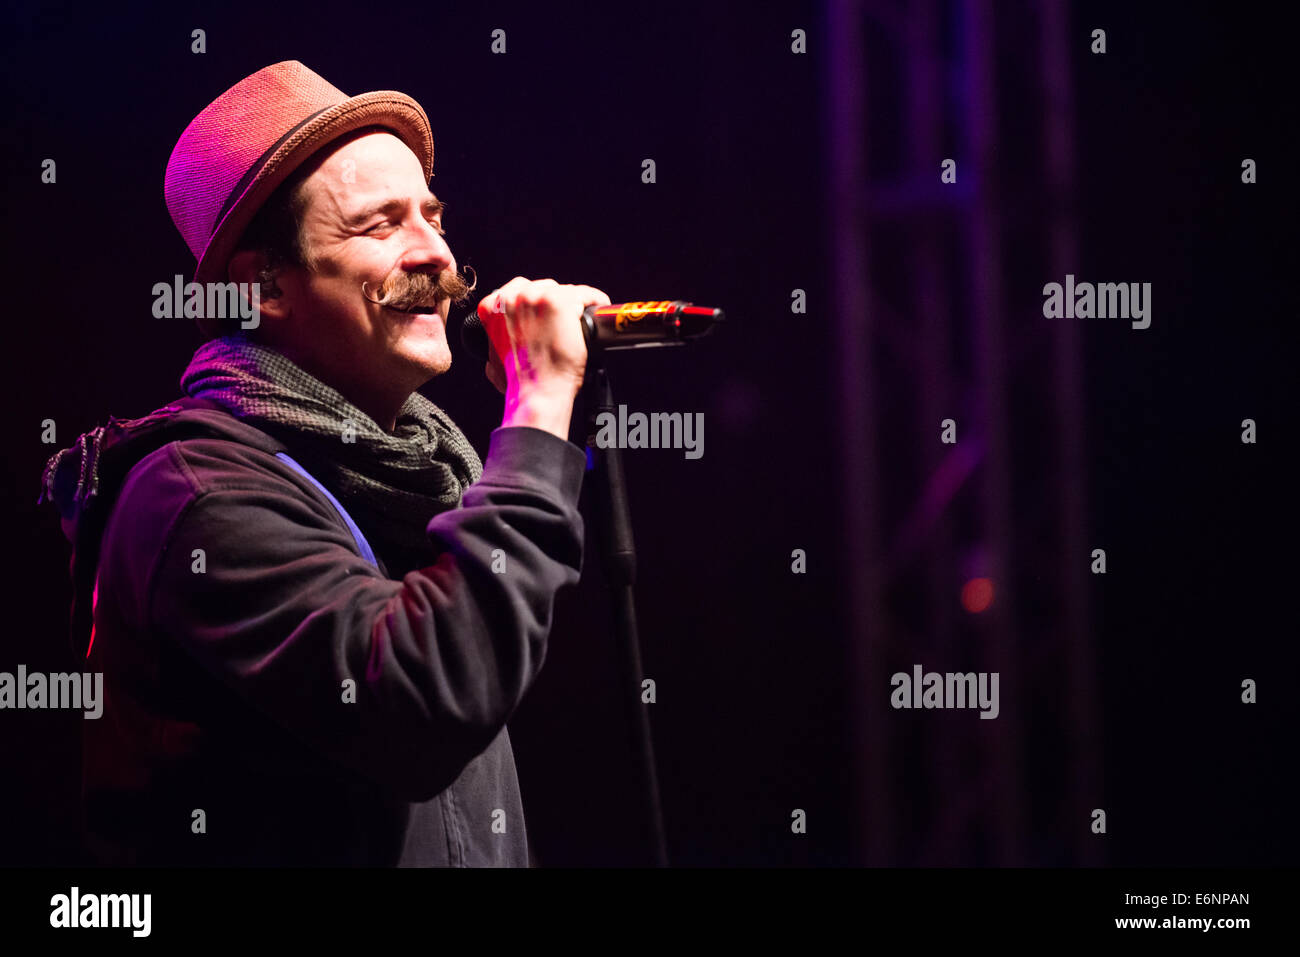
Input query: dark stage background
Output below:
<box><xmin>1</xmin><ymin>0</ymin><xmax>1293</xmax><ymax>868</ymax></box>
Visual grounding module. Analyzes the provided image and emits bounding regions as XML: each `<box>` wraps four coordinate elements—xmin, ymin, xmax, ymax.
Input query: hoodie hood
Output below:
<box><xmin>39</xmin><ymin>396</ymin><xmax>286</xmax><ymax>654</ymax></box>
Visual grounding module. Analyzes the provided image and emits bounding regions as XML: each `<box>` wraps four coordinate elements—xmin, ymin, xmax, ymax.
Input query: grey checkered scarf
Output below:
<box><xmin>179</xmin><ymin>334</ymin><xmax>482</xmax><ymax>555</ymax></box>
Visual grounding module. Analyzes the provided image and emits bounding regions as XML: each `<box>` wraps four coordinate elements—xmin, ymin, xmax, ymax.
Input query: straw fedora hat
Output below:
<box><xmin>164</xmin><ymin>60</ymin><xmax>434</xmax><ymax>337</ymax></box>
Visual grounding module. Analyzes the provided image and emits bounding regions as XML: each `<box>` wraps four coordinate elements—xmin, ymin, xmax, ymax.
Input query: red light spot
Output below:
<box><xmin>86</xmin><ymin>573</ymin><xmax>101</xmax><ymax>658</ymax></box>
<box><xmin>961</xmin><ymin>577</ymin><xmax>995</xmax><ymax>613</ymax></box>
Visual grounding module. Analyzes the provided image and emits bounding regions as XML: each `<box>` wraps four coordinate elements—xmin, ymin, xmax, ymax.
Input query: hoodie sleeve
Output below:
<box><xmin>103</xmin><ymin>425</ymin><xmax>585</xmax><ymax>802</ymax></box>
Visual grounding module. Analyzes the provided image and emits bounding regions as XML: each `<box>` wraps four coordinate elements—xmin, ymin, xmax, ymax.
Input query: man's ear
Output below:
<box><xmin>228</xmin><ymin>250</ymin><xmax>292</xmax><ymax>322</ymax></box>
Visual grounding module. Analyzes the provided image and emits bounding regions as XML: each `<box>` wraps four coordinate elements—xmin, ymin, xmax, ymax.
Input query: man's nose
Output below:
<box><xmin>400</xmin><ymin>218</ymin><xmax>453</xmax><ymax>272</ymax></box>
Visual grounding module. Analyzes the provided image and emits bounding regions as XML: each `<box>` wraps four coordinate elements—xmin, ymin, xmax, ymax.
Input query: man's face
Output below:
<box><xmin>276</xmin><ymin>130</ymin><xmax>459</xmax><ymax>398</ymax></box>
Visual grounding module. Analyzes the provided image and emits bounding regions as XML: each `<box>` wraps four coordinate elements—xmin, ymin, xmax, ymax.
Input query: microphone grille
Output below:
<box><xmin>461</xmin><ymin>311</ymin><xmax>489</xmax><ymax>360</ymax></box>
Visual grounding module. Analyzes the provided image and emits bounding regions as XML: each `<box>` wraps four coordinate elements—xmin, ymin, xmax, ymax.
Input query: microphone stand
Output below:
<box><xmin>580</xmin><ymin>361</ymin><xmax>670</xmax><ymax>867</ymax></box>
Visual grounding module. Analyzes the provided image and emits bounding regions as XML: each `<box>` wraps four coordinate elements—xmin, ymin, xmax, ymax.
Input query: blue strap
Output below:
<box><xmin>275</xmin><ymin>452</ymin><xmax>379</xmax><ymax>569</ymax></box>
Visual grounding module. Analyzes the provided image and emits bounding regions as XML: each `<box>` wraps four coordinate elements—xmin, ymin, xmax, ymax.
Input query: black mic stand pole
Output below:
<box><xmin>580</xmin><ymin>360</ymin><xmax>670</xmax><ymax>868</ymax></box>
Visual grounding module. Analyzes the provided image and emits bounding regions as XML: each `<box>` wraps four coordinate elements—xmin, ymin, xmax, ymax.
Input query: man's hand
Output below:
<box><xmin>478</xmin><ymin>277</ymin><xmax>610</xmax><ymax>441</ymax></box>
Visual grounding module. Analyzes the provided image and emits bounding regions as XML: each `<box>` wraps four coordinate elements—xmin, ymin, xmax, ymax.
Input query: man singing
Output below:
<box><xmin>40</xmin><ymin>60</ymin><xmax>607</xmax><ymax>866</ymax></box>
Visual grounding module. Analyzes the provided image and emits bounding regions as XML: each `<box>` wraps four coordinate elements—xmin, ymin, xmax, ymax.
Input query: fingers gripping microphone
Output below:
<box><xmin>461</xmin><ymin>300</ymin><xmax>725</xmax><ymax>360</ymax></box>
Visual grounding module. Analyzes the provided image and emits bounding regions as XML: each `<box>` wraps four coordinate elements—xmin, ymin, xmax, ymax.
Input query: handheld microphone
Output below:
<box><xmin>461</xmin><ymin>300</ymin><xmax>725</xmax><ymax>360</ymax></box>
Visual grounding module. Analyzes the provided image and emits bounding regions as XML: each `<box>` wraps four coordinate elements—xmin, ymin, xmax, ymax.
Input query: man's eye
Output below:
<box><xmin>365</xmin><ymin>220</ymin><xmax>444</xmax><ymax>236</ymax></box>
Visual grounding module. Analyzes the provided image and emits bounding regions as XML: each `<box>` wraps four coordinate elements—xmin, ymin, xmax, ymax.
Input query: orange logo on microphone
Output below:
<box><xmin>609</xmin><ymin>300</ymin><xmax>673</xmax><ymax>332</ymax></box>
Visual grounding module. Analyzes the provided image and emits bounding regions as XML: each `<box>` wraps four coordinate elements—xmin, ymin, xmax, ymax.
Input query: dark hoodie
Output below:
<box><xmin>41</xmin><ymin>396</ymin><xmax>585</xmax><ymax>866</ymax></box>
